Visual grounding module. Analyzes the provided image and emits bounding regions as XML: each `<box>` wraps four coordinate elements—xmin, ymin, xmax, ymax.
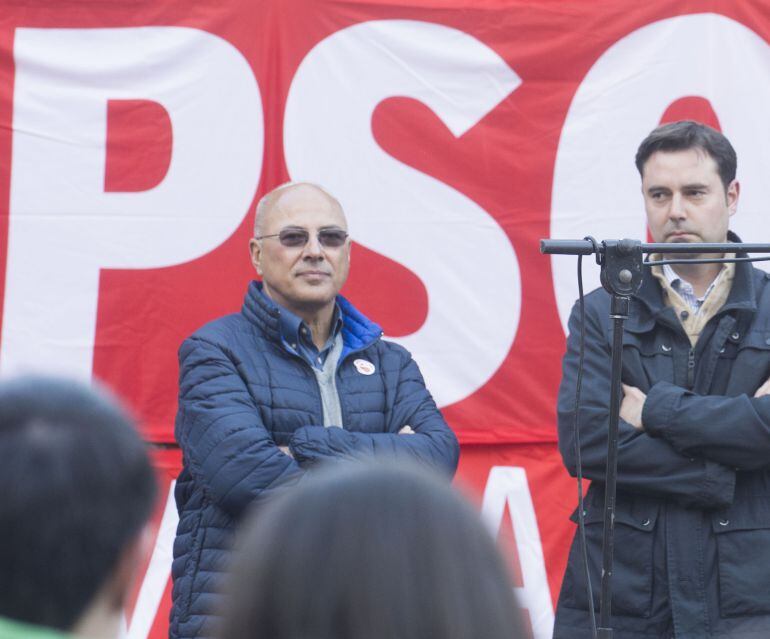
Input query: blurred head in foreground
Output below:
<box><xmin>222</xmin><ymin>463</ymin><xmax>525</xmax><ymax>639</ymax></box>
<box><xmin>0</xmin><ymin>376</ymin><xmax>157</xmax><ymax>638</ymax></box>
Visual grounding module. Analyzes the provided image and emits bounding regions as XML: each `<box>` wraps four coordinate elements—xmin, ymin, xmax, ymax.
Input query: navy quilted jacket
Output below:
<box><xmin>170</xmin><ymin>281</ymin><xmax>459</xmax><ymax>639</ymax></box>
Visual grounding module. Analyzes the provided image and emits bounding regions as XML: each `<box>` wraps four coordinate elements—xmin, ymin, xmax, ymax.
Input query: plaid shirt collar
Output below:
<box><xmin>660</xmin><ymin>260</ymin><xmax>734</xmax><ymax>314</ymax></box>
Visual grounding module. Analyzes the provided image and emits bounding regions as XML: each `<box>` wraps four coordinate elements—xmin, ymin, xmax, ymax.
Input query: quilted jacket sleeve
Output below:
<box><xmin>288</xmin><ymin>347</ymin><xmax>459</xmax><ymax>476</ymax></box>
<box><xmin>558</xmin><ymin>298</ymin><xmax>735</xmax><ymax>509</ymax></box>
<box><xmin>176</xmin><ymin>336</ymin><xmax>304</xmax><ymax>519</ymax></box>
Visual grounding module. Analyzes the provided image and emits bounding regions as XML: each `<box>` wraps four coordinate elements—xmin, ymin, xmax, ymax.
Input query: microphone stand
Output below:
<box><xmin>540</xmin><ymin>238</ymin><xmax>770</xmax><ymax>639</ymax></box>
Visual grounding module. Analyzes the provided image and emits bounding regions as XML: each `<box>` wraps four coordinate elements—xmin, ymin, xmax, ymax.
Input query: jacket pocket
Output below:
<box><xmin>621</xmin><ymin>331</ymin><xmax>674</xmax><ymax>391</ymax></box>
<box><xmin>563</xmin><ymin>503</ymin><xmax>658</xmax><ymax>618</ymax></box>
<box><xmin>713</xmin><ymin>499</ymin><xmax>770</xmax><ymax>617</ymax></box>
<box><xmin>723</xmin><ymin>330</ymin><xmax>770</xmax><ymax>396</ymax></box>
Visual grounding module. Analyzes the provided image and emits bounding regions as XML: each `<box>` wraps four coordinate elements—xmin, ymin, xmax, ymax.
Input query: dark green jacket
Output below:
<box><xmin>0</xmin><ymin>618</ymin><xmax>69</xmax><ymax>639</ymax></box>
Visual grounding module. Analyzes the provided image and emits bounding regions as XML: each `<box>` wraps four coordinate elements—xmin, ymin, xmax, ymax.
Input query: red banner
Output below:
<box><xmin>3</xmin><ymin>2</ymin><xmax>770</xmax><ymax>637</ymax></box>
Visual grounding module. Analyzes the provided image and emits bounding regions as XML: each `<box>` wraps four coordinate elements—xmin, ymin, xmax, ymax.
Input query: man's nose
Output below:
<box><xmin>669</xmin><ymin>193</ymin><xmax>687</xmax><ymax>220</ymax></box>
<box><xmin>302</xmin><ymin>233</ymin><xmax>324</xmax><ymax>258</ymax></box>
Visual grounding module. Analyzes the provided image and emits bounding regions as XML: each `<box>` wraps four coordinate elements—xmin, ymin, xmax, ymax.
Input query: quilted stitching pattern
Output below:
<box><xmin>170</xmin><ymin>282</ymin><xmax>459</xmax><ymax>639</ymax></box>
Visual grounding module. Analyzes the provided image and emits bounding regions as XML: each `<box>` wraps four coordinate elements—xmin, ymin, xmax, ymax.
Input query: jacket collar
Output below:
<box><xmin>337</xmin><ymin>295</ymin><xmax>383</xmax><ymax>357</ymax></box>
<box><xmin>628</xmin><ymin>231</ymin><xmax>756</xmax><ymax>332</ymax></box>
<box><xmin>241</xmin><ymin>281</ymin><xmax>383</xmax><ymax>354</ymax></box>
<box><xmin>241</xmin><ymin>281</ymin><xmax>282</xmax><ymax>342</ymax></box>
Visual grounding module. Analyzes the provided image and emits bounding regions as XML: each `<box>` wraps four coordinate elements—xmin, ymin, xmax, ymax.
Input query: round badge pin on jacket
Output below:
<box><xmin>354</xmin><ymin>359</ymin><xmax>375</xmax><ymax>375</ymax></box>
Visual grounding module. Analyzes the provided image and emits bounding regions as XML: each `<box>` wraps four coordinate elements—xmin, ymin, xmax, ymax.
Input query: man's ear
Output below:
<box><xmin>249</xmin><ymin>238</ymin><xmax>262</xmax><ymax>275</ymax></box>
<box><xmin>725</xmin><ymin>180</ymin><xmax>741</xmax><ymax>217</ymax></box>
<box><xmin>727</xmin><ymin>179</ymin><xmax>740</xmax><ymax>218</ymax></box>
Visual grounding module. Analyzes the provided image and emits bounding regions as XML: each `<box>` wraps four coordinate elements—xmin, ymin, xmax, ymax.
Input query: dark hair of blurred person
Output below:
<box><xmin>0</xmin><ymin>375</ymin><xmax>158</xmax><ymax>638</ymax></box>
<box><xmin>221</xmin><ymin>463</ymin><xmax>526</xmax><ymax>639</ymax></box>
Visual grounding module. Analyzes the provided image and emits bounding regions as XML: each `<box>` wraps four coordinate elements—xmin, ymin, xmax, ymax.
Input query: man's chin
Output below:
<box><xmin>665</xmin><ymin>233</ymin><xmax>698</xmax><ymax>244</ymax></box>
<box><xmin>291</xmin><ymin>288</ymin><xmax>338</xmax><ymax>310</ymax></box>
<box><xmin>661</xmin><ymin>235</ymin><xmax>700</xmax><ymax>258</ymax></box>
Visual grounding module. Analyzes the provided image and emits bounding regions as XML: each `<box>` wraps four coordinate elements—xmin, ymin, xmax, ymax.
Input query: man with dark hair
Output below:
<box><xmin>0</xmin><ymin>375</ymin><xmax>157</xmax><ymax>639</ymax></box>
<box><xmin>170</xmin><ymin>182</ymin><xmax>459</xmax><ymax>639</ymax></box>
<box><xmin>554</xmin><ymin>120</ymin><xmax>770</xmax><ymax>638</ymax></box>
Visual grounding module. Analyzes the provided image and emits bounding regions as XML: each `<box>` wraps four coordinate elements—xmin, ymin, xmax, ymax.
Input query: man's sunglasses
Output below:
<box><xmin>255</xmin><ymin>228</ymin><xmax>349</xmax><ymax>249</ymax></box>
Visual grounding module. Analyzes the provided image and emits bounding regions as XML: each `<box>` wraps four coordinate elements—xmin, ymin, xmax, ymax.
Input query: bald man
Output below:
<box><xmin>170</xmin><ymin>182</ymin><xmax>459</xmax><ymax>639</ymax></box>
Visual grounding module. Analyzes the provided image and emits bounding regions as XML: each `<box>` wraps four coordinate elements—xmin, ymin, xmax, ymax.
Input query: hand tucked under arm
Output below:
<box><xmin>620</xmin><ymin>384</ymin><xmax>647</xmax><ymax>431</ymax></box>
<box><xmin>754</xmin><ymin>376</ymin><xmax>770</xmax><ymax>398</ymax></box>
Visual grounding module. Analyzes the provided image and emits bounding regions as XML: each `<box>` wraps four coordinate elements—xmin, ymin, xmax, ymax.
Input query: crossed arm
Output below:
<box><xmin>177</xmin><ymin>336</ymin><xmax>458</xmax><ymax>519</ymax></box>
<box><xmin>621</xmin><ymin>379</ymin><xmax>770</xmax><ymax>471</ymax></box>
<box><xmin>284</xmin><ymin>349</ymin><xmax>459</xmax><ymax>474</ymax></box>
<box><xmin>558</xmin><ymin>301</ymin><xmax>736</xmax><ymax>509</ymax></box>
